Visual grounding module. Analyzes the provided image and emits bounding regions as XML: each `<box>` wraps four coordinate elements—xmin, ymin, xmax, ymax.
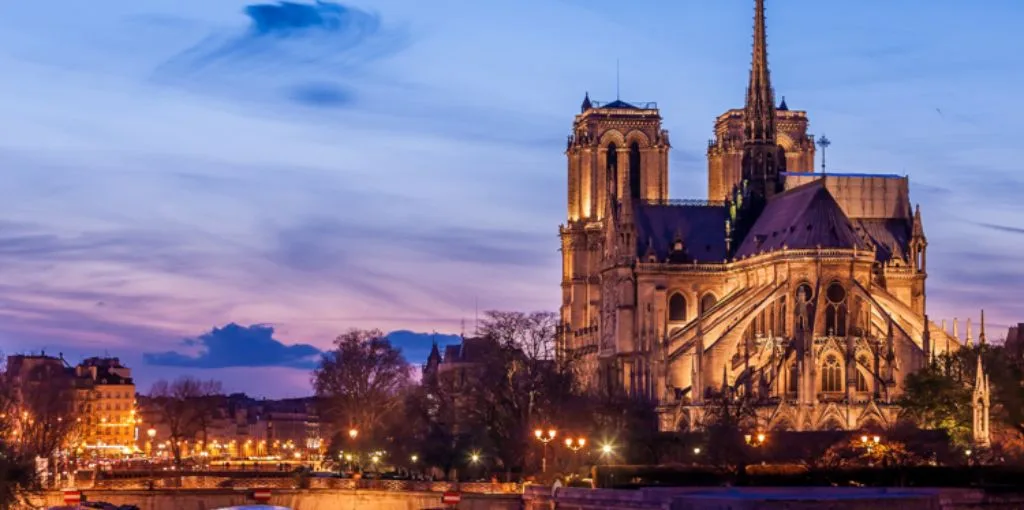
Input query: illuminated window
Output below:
<box><xmin>821</xmin><ymin>355</ymin><xmax>843</xmax><ymax>392</ymax></box>
<box><xmin>668</xmin><ymin>293</ymin><xmax>687</xmax><ymax>322</ymax></box>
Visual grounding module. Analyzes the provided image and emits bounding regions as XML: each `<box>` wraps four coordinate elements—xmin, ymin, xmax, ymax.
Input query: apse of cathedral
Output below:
<box><xmin>558</xmin><ymin>0</ymin><xmax>991</xmax><ymax>438</ymax></box>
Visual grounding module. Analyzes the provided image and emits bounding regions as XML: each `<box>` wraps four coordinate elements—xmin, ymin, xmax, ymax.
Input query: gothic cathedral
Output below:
<box><xmin>558</xmin><ymin>0</ymin><xmax>990</xmax><ymax>435</ymax></box>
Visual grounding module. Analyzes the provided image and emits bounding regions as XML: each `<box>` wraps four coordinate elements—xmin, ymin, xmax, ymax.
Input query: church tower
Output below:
<box><xmin>560</xmin><ymin>96</ymin><xmax>670</xmax><ymax>388</ymax></box>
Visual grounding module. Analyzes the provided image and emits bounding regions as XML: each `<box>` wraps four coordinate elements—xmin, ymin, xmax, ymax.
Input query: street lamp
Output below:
<box><xmin>533</xmin><ymin>428</ymin><xmax>557</xmax><ymax>474</ymax></box>
<box><xmin>564</xmin><ymin>437</ymin><xmax>586</xmax><ymax>452</ymax></box>
<box><xmin>348</xmin><ymin>429</ymin><xmax>358</xmax><ymax>440</ymax></box>
<box><xmin>744</xmin><ymin>432</ymin><xmax>766</xmax><ymax>448</ymax></box>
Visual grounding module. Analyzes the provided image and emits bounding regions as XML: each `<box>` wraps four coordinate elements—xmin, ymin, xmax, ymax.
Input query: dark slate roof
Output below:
<box><xmin>734</xmin><ymin>181</ymin><xmax>868</xmax><ymax>258</ymax></box>
<box><xmin>633</xmin><ymin>203</ymin><xmax>729</xmax><ymax>263</ymax></box>
<box><xmin>442</xmin><ymin>337</ymin><xmax>498</xmax><ymax>364</ymax></box>
<box><xmin>601</xmin><ymin>99</ymin><xmax>638</xmax><ymax>109</ymax></box>
<box><xmin>853</xmin><ymin>218</ymin><xmax>911</xmax><ymax>262</ymax></box>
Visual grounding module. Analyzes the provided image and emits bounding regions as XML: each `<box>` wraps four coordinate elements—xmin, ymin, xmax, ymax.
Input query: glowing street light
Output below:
<box><xmin>564</xmin><ymin>437</ymin><xmax>586</xmax><ymax>452</ymax></box>
<box><xmin>348</xmin><ymin>429</ymin><xmax>358</xmax><ymax>440</ymax></box>
<box><xmin>533</xmin><ymin>427</ymin><xmax>557</xmax><ymax>474</ymax></box>
<box><xmin>744</xmin><ymin>432</ymin><xmax>766</xmax><ymax>448</ymax></box>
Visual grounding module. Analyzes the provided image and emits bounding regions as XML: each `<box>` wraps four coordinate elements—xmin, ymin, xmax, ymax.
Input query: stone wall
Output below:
<box><xmin>522</xmin><ymin>486</ymin><xmax>1024</xmax><ymax>510</ymax></box>
<box><xmin>24</xmin><ymin>489</ymin><xmax>521</xmax><ymax>510</ymax></box>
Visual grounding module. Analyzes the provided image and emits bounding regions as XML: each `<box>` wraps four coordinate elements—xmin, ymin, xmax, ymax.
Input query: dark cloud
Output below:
<box><xmin>144</xmin><ymin>323</ymin><xmax>321</xmax><ymax>369</ymax></box>
<box><xmin>154</xmin><ymin>1</ymin><xmax>407</xmax><ymax>105</ymax></box>
<box><xmin>976</xmin><ymin>222</ymin><xmax>1024</xmax><ymax>236</ymax></box>
<box><xmin>385</xmin><ymin>330</ymin><xmax>462</xmax><ymax>364</ymax></box>
<box><xmin>288</xmin><ymin>81</ymin><xmax>353</xmax><ymax>108</ymax></box>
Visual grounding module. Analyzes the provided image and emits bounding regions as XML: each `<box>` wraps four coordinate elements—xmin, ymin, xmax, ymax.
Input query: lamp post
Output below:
<box><xmin>533</xmin><ymin>428</ymin><xmax>557</xmax><ymax>474</ymax></box>
<box><xmin>146</xmin><ymin>428</ymin><xmax>157</xmax><ymax>488</ymax></box>
<box><xmin>744</xmin><ymin>432</ymin><xmax>766</xmax><ymax>448</ymax></box>
<box><xmin>564</xmin><ymin>437</ymin><xmax>586</xmax><ymax>475</ymax></box>
<box><xmin>348</xmin><ymin>429</ymin><xmax>359</xmax><ymax>472</ymax></box>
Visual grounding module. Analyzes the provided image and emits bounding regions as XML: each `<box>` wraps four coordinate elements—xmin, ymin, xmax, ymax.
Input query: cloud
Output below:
<box><xmin>143</xmin><ymin>323</ymin><xmax>322</xmax><ymax>369</ymax></box>
<box><xmin>288</xmin><ymin>81</ymin><xmax>353</xmax><ymax>108</ymax></box>
<box><xmin>154</xmin><ymin>1</ymin><xmax>407</xmax><ymax>104</ymax></box>
<box><xmin>385</xmin><ymin>330</ymin><xmax>462</xmax><ymax>364</ymax></box>
<box><xmin>976</xmin><ymin>222</ymin><xmax>1024</xmax><ymax>236</ymax></box>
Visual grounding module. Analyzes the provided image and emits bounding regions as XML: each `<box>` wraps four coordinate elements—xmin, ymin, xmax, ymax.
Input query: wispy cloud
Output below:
<box><xmin>153</xmin><ymin>1</ymin><xmax>407</xmax><ymax>106</ymax></box>
<box><xmin>144</xmin><ymin>323</ymin><xmax>321</xmax><ymax>369</ymax></box>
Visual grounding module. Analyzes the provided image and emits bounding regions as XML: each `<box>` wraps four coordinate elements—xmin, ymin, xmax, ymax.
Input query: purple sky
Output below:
<box><xmin>1</xmin><ymin>0</ymin><xmax>1022</xmax><ymax>398</ymax></box>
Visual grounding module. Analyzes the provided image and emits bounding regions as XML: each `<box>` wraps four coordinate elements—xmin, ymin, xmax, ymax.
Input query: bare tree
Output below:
<box><xmin>313</xmin><ymin>329</ymin><xmax>411</xmax><ymax>444</ymax></box>
<box><xmin>465</xmin><ymin>311</ymin><xmax>578</xmax><ymax>476</ymax></box>
<box><xmin>149</xmin><ymin>377</ymin><xmax>223</xmax><ymax>465</ymax></box>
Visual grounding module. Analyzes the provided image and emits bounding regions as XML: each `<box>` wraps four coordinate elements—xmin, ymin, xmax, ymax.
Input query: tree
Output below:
<box><xmin>0</xmin><ymin>354</ymin><xmax>86</xmax><ymax>493</ymax></box>
<box><xmin>698</xmin><ymin>387</ymin><xmax>761</xmax><ymax>478</ymax></box>
<box><xmin>313</xmin><ymin>329</ymin><xmax>411</xmax><ymax>447</ymax></box>
<box><xmin>149</xmin><ymin>377</ymin><xmax>223</xmax><ymax>465</ymax></box>
<box><xmin>0</xmin><ymin>361</ymin><xmax>37</xmax><ymax>508</ymax></box>
<box><xmin>462</xmin><ymin>311</ymin><xmax>579</xmax><ymax>477</ymax></box>
<box><xmin>897</xmin><ymin>356</ymin><xmax>972</xmax><ymax>445</ymax></box>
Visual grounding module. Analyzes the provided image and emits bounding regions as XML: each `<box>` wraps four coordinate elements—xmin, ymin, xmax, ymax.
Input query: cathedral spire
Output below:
<box><xmin>740</xmin><ymin>0</ymin><xmax>785</xmax><ymax>201</ymax></box>
<box><xmin>745</xmin><ymin>0</ymin><xmax>775</xmax><ymax>145</ymax></box>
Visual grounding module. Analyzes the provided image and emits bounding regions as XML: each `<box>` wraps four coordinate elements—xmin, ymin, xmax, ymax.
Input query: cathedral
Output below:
<box><xmin>558</xmin><ymin>0</ymin><xmax>991</xmax><ymax>437</ymax></box>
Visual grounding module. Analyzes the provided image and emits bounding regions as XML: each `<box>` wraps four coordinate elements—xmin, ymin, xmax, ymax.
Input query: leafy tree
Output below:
<box><xmin>148</xmin><ymin>376</ymin><xmax>223</xmax><ymax>465</ymax></box>
<box><xmin>897</xmin><ymin>356</ymin><xmax>972</xmax><ymax>445</ymax></box>
<box><xmin>313</xmin><ymin>329</ymin><xmax>411</xmax><ymax>448</ymax></box>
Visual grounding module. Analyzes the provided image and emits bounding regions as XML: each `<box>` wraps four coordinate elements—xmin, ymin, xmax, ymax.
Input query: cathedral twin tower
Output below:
<box><xmin>558</xmin><ymin>0</ymin><xmax>986</xmax><ymax>437</ymax></box>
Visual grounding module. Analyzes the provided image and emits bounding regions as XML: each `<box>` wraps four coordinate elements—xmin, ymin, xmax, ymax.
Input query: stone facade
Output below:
<box><xmin>558</xmin><ymin>0</ymin><xmax>989</xmax><ymax>434</ymax></box>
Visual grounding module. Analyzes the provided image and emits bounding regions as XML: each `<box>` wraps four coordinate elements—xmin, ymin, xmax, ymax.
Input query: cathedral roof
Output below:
<box><xmin>633</xmin><ymin>203</ymin><xmax>729</xmax><ymax>262</ymax></box>
<box><xmin>853</xmin><ymin>218</ymin><xmax>911</xmax><ymax>262</ymax></box>
<box><xmin>734</xmin><ymin>180</ymin><xmax>868</xmax><ymax>258</ymax></box>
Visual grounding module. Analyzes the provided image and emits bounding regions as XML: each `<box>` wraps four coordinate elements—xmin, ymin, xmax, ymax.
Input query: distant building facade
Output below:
<box><xmin>4</xmin><ymin>354</ymin><xmax>138</xmax><ymax>456</ymax></box>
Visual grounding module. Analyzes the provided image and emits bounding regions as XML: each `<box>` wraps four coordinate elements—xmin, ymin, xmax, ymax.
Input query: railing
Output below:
<box><xmin>590</xmin><ymin>100</ymin><xmax>658</xmax><ymax>109</ymax></box>
<box><xmin>81</xmin><ymin>474</ymin><xmax>521</xmax><ymax>493</ymax></box>
<box><xmin>642</xmin><ymin>198</ymin><xmax>726</xmax><ymax>207</ymax></box>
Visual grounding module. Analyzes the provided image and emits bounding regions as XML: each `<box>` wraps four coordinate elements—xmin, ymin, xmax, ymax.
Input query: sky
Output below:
<box><xmin>0</xmin><ymin>0</ymin><xmax>1022</xmax><ymax>398</ymax></box>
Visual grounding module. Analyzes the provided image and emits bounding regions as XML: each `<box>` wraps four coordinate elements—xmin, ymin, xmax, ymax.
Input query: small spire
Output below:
<box><xmin>953</xmin><ymin>318</ymin><xmax>959</xmax><ymax>341</ymax></box>
<box><xmin>581</xmin><ymin>91</ymin><xmax>592</xmax><ymax>112</ymax></box>
<box><xmin>778</xmin><ymin>96</ymin><xmax>788</xmax><ymax>111</ymax></box>
<box><xmin>979</xmin><ymin>309</ymin><xmax>987</xmax><ymax>345</ymax></box>
<box><xmin>912</xmin><ymin>204</ymin><xmax>925</xmax><ymax>239</ymax></box>
<box><xmin>966</xmin><ymin>318</ymin><xmax>973</xmax><ymax>347</ymax></box>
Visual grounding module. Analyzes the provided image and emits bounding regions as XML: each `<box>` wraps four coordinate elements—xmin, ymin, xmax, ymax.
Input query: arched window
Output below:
<box><xmin>821</xmin><ymin>355</ymin><xmax>843</xmax><ymax>393</ymax></box>
<box><xmin>856</xmin><ymin>355</ymin><xmax>870</xmax><ymax>392</ymax></box>
<box><xmin>856</xmin><ymin>370</ymin><xmax>869</xmax><ymax>392</ymax></box>
<box><xmin>700</xmin><ymin>293</ymin><xmax>718</xmax><ymax>316</ymax></box>
<box><xmin>606</xmin><ymin>143</ymin><xmax>618</xmax><ymax>198</ymax></box>
<box><xmin>824</xmin><ymin>282</ymin><xmax>848</xmax><ymax>336</ymax></box>
<box><xmin>668</xmin><ymin>293</ymin><xmax>687</xmax><ymax>322</ymax></box>
<box><xmin>788</xmin><ymin>362</ymin><xmax>799</xmax><ymax>393</ymax></box>
<box><xmin>629</xmin><ymin>142</ymin><xmax>642</xmax><ymax>200</ymax></box>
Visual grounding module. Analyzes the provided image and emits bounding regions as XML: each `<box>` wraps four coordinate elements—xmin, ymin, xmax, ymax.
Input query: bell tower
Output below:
<box><xmin>560</xmin><ymin>95</ymin><xmax>670</xmax><ymax>387</ymax></box>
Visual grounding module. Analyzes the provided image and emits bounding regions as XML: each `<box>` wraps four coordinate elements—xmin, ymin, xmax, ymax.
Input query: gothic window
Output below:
<box><xmin>629</xmin><ymin>142</ymin><xmax>642</xmax><ymax>200</ymax></box>
<box><xmin>700</xmin><ymin>293</ymin><xmax>718</xmax><ymax>316</ymax></box>
<box><xmin>856</xmin><ymin>369</ymin><xmax>869</xmax><ymax>392</ymax></box>
<box><xmin>821</xmin><ymin>354</ymin><xmax>843</xmax><ymax>393</ymax></box>
<box><xmin>856</xmin><ymin>354</ymin><xmax>870</xmax><ymax>392</ymax></box>
<box><xmin>668</xmin><ymin>293</ymin><xmax>687</xmax><ymax>322</ymax></box>
<box><xmin>824</xmin><ymin>282</ymin><xmax>848</xmax><ymax>336</ymax></box>
<box><xmin>606</xmin><ymin>143</ymin><xmax>618</xmax><ymax>198</ymax></box>
<box><xmin>788</xmin><ymin>362</ymin><xmax>799</xmax><ymax>393</ymax></box>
